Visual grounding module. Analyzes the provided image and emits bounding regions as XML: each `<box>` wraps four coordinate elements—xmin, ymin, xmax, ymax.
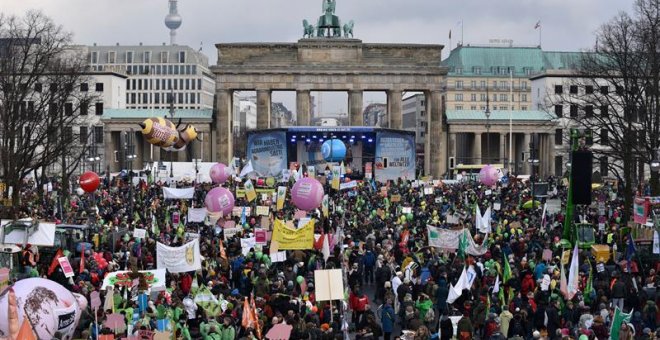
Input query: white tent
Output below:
<box><xmin>0</xmin><ymin>219</ymin><xmax>56</xmax><ymax>247</ymax></box>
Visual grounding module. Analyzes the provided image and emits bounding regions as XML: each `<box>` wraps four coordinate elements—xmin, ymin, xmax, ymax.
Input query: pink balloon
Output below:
<box><xmin>291</xmin><ymin>177</ymin><xmax>324</xmax><ymax>211</ymax></box>
<box><xmin>479</xmin><ymin>165</ymin><xmax>499</xmax><ymax>186</ymax></box>
<box><xmin>209</xmin><ymin>163</ymin><xmax>230</xmax><ymax>184</ymax></box>
<box><xmin>0</xmin><ymin>278</ymin><xmax>88</xmax><ymax>339</ymax></box>
<box><xmin>205</xmin><ymin>187</ymin><xmax>235</xmax><ymax>215</ymax></box>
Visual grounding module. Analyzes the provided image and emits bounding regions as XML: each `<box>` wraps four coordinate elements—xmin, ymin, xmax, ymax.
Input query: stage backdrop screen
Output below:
<box><xmin>375</xmin><ymin>131</ymin><xmax>415</xmax><ymax>182</ymax></box>
<box><xmin>247</xmin><ymin>131</ymin><xmax>287</xmax><ymax>178</ymax></box>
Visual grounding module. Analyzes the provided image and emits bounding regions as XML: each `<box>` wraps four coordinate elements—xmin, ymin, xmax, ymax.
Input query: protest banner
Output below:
<box><xmin>244</xmin><ymin>179</ymin><xmax>257</xmax><ymax>202</ymax></box>
<box><xmin>223</xmin><ymin>227</ymin><xmax>241</xmax><ymax>240</ymax></box>
<box><xmin>156</xmin><ymin>239</ymin><xmax>202</xmax><ymax>273</ymax></box>
<box><xmin>101</xmin><ymin>269</ymin><xmax>167</xmax><ymax>292</ymax></box>
<box><xmin>133</xmin><ymin>228</ymin><xmax>147</xmax><ymax>239</ymax></box>
<box><xmin>272</xmin><ymin>219</ymin><xmax>314</xmax><ymax>250</ymax></box>
<box><xmin>58</xmin><ymin>256</ymin><xmax>75</xmax><ymax>278</ymax></box>
<box><xmin>426</xmin><ymin>226</ymin><xmax>488</xmax><ymax>256</ymax></box>
<box><xmin>340</xmin><ymin>181</ymin><xmax>358</xmax><ymax>191</ymax></box>
<box><xmin>331</xmin><ymin>166</ymin><xmax>341</xmax><ymax>190</ymax></box>
<box><xmin>162</xmin><ymin>187</ymin><xmax>194</xmax><ymax>200</ymax></box>
<box><xmin>255</xmin><ymin>229</ymin><xmax>267</xmax><ymax>245</ymax></box>
<box><xmin>256</xmin><ymin>206</ymin><xmax>270</xmax><ymax>216</ymax></box>
<box><xmin>314</xmin><ymin>269</ymin><xmax>344</xmax><ymax>301</ymax></box>
<box><xmin>187</xmin><ymin>208</ymin><xmax>207</xmax><ymax>223</ymax></box>
<box><xmin>276</xmin><ymin>186</ymin><xmax>287</xmax><ymax>211</ymax></box>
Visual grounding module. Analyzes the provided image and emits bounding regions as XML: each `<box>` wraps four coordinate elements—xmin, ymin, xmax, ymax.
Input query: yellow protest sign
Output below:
<box><xmin>244</xmin><ymin>179</ymin><xmax>257</xmax><ymax>202</ymax></box>
<box><xmin>331</xmin><ymin>166</ymin><xmax>341</xmax><ymax>190</ymax></box>
<box><xmin>562</xmin><ymin>249</ymin><xmax>571</xmax><ymax>265</ymax></box>
<box><xmin>272</xmin><ymin>219</ymin><xmax>315</xmax><ymax>250</ymax></box>
<box><xmin>276</xmin><ymin>186</ymin><xmax>287</xmax><ymax>211</ymax></box>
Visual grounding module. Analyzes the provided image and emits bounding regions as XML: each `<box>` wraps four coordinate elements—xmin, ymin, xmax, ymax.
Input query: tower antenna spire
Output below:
<box><xmin>165</xmin><ymin>0</ymin><xmax>182</xmax><ymax>45</ymax></box>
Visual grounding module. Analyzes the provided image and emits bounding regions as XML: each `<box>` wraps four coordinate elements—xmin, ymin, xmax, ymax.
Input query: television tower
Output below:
<box><xmin>164</xmin><ymin>0</ymin><xmax>182</xmax><ymax>45</ymax></box>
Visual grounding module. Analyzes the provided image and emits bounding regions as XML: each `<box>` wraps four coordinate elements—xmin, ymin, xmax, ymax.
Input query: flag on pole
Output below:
<box><xmin>322</xmin><ymin>232</ymin><xmax>331</xmax><ymax>261</ymax></box>
<box><xmin>493</xmin><ymin>275</ymin><xmax>500</xmax><ymax>293</ymax></box>
<box><xmin>584</xmin><ymin>260</ymin><xmax>594</xmax><ymax>304</ymax></box>
<box><xmin>79</xmin><ymin>248</ymin><xmax>85</xmax><ymax>274</ymax></box>
<box><xmin>560</xmin><ymin>262</ymin><xmax>568</xmax><ymax>299</ymax></box>
<box><xmin>48</xmin><ymin>249</ymin><xmax>64</xmax><ymax>276</ymax></box>
<box><xmin>610</xmin><ymin>307</ymin><xmax>632</xmax><ymax>340</ymax></box>
<box><xmin>240</xmin><ymin>206</ymin><xmax>247</xmax><ymax>227</ymax></box>
<box><xmin>239</xmin><ymin>161</ymin><xmax>254</xmax><ymax>178</ymax></box>
<box><xmin>502</xmin><ymin>253</ymin><xmax>512</xmax><ymax>284</ymax></box>
<box><xmin>567</xmin><ymin>244</ymin><xmax>579</xmax><ymax>299</ymax></box>
<box><xmin>458</xmin><ymin>229</ymin><xmax>468</xmax><ymax>259</ymax></box>
<box><xmin>534</xmin><ymin>20</ymin><xmax>541</xmax><ymax>29</ymax></box>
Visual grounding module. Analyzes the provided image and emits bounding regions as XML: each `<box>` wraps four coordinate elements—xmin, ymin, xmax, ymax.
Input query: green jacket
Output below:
<box><xmin>415</xmin><ymin>299</ymin><xmax>433</xmax><ymax>320</ymax></box>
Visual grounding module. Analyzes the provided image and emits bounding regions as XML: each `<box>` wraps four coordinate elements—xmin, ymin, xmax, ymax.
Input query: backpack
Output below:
<box><xmin>424</xmin><ymin>307</ymin><xmax>435</xmax><ymax>323</ymax></box>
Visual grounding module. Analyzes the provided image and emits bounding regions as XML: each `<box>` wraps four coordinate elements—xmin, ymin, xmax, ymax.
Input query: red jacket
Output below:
<box><xmin>521</xmin><ymin>273</ymin><xmax>535</xmax><ymax>296</ymax></box>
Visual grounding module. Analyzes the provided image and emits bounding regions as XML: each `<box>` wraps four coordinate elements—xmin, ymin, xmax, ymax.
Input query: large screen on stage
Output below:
<box><xmin>375</xmin><ymin>131</ymin><xmax>415</xmax><ymax>182</ymax></box>
<box><xmin>247</xmin><ymin>131</ymin><xmax>287</xmax><ymax>178</ymax></box>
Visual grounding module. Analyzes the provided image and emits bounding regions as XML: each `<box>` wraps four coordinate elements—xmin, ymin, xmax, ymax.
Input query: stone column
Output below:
<box><xmin>500</xmin><ymin>133</ymin><xmax>507</xmax><ymax>165</ymax></box>
<box><xmin>103</xmin><ymin>130</ymin><xmax>113</xmax><ymax>172</ymax></box>
<box><xmin>449</xmin><ymin>133</ymin><xmax>457</xmax><ymax>171</ymax></box>
<box><xmin>548</xmin><ymin>133</ymin><xmax>556</xmax><ymax>176</ymax></box>
<box><xmin>216</xmin><ymin>90</ymin><xmax>233</xmax><ymax>164</ymax></box>
<box><xmin>349</xmin><ymin>90</ymin><xmax>364</xmax><ymax>126</ymax></box>
<box><xmin>387</xmin><ymin>89</ymin><xmax>403</xmax><ymax>129</ymax></box>
<box><xmin>424</xmin><ymin>91</ymin><xmax>431</xmax><ymax>175</ymax></box>
<box><xmin>296</xmin><ymin>90</ymin><xmax>311</xmax><ymax>126</ymax></box>
<box><xmin>428</xmin><ymin>91</ymin><xmax>446</xmax><ymax>177</ymax></box>
<box><xmin>523</xmin><ymin>133</ymin><xmax>531</xmax><ymax>175</ymax></box>
<box><xmin>256</xmin><ymin>89</ymin><xmax>271</xmax><ymax>130</ymax></box>
<box><xmin>473</xmin><ymin>133</ymin><xmax>482</xmax><ymax>165</ymax></box>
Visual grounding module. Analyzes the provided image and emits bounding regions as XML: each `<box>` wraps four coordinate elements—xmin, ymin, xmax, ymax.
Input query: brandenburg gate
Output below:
<box><xmin>211</xmin><ymin>1</ymin><xmax>449</xmax><ymax>177</ymax></box>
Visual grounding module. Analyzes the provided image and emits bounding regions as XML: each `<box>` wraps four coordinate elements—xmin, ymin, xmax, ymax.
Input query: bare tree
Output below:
<box><xmin>547</xmin><ymin>0</ymin><xmax>660</xmax><ymax>221</ymax></box>
<box><xmin>0</xmin><ymin>11</ymin><xmax>96</xmax><ymax>212</ymax></box>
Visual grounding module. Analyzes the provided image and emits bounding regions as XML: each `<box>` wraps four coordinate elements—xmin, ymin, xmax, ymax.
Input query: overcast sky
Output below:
<box><xmin>3</xmin><ymin>0</ymin><xmax>636</xmax><ymax>114</ymax></box>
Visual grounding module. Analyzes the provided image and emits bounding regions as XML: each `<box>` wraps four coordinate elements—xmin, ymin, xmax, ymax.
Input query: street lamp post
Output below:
<box><xmin>485</xmin><ymin>107</ymin><xmax>491</xmax><ymax>164</ymax></box>
<box><xmin>168</xmin><ymin>91</ymin><xmax>175</xmax><ymax>180</ymax></box>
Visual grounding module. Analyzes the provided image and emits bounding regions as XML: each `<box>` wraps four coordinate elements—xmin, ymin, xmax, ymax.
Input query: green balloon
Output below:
<box><xmin>406</xmin><ymin>213</ymin><xmax>413</xmax><ymax>221</ymax></box>
<box><xmin>255</xmin><ymin>251</ymin><xmax>263</xmax><ymax>260</ymax></box>
<box><xmin>297</xmin><ymin>275</ymin><xmax>304</xmax><ymax>284</ymax></box>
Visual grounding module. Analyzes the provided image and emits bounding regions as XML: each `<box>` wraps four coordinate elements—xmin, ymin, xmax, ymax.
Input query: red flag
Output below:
<box><xmin>48</xmin><ymin>249</ymin><xmax>64</xmax><ymax>276</ymax></box>
<box><xmin>314</xmin><ymin>233</ymin><xmax>325</xmax><ymax>250</ymax></box>
<box><xmin>241</xmin><ymin>297</ymin><xmax>252</xmax><ymax>329</ymax></box>
<box><xmin>17</xmin><ymin>318</ymin><xmax>37</xmax><ymax>340</ymax></box>
<box><xmin>250</xmin><ymin>294</ymin><xmax>262</xmax><ymax>339</ymax></box>
<box><xmin>79</xmin><ymin>249</ymin><xmax>85</xmax><ymax>274</ymax></box>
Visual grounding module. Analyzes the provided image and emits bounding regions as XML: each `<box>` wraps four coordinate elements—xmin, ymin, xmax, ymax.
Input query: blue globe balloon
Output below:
<box><xmin>321</xmin><ymin>139</ymin><xmax>346</xmax><ymax>162</ymax></box>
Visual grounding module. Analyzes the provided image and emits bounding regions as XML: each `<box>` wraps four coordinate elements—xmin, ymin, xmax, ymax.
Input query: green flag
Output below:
<box><xmin>458</xmin><ymin>229</ymin><xmax>468</xmax><ymax>259</ymax></box>
<box><xmin>610</xmin><ymin>307</ymin><xmax>632</xmax><ymax>340</ymax></box>
<box><xmin>584</xmin><ymin>261</ymin><xmax>594</xmax><ymax>304</ymax></box>
<box><xmin>502</xmin><ymin>252</ymin><xmax>512</xmax><ymax>284</ymax></box>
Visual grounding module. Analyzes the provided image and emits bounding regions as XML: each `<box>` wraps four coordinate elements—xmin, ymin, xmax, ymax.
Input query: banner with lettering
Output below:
<box><xmin>426</xmin><ymin>226</ymin><xmax>488</xmax><ymax>256</ymax></box>
<box><xmin>374</xmin><ymin>131</ymin><xmax>415</xmax><ymax>182</ymax></box>
<box><xmin>633</xmin><ymin>197</ymin><xmax>649</xmax><ymax>224</ymax></box>
<box><xmin>272</xmin><ymin>219</ymin><xmax>315</xmax><ymax>250</ymax></box>
<box><xmin>156</xmin><ymin>239</ymin><xmax>202</xmax><ymax>273</ymax></box>
<box><xmin>247</xmin><ymin>131</ymin><xmax>287</xmax><ymax>178</ymax></box>
<box><xmin>276</xmin><ymin>186</ymin><xmax>287</xmax><ymax>211</ymax></box>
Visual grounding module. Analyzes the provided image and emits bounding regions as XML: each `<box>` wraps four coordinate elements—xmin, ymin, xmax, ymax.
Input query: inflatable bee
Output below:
<box><xmin>140</xmin><ymin>117</ymin><xmax>198</xmax><ymax>151</ymax></box>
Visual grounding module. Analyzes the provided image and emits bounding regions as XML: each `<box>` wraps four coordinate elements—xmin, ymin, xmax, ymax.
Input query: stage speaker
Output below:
<box><xmin>571</xmin><ymin>150</ymin><xmax>593</xmax><ymax>205</ymax></box>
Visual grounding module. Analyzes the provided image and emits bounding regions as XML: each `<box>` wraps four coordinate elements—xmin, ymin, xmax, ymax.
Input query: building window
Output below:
<box><xmin>79</xmin><ymin>126</ymin><xmax>88</xmax><ymax>145</ymax></box>
<box><xmin>155</xmin><ymin>93</ymin><xmax>160</xmax><ymax>104</ymax></box>
<box><xmin>471</xmin><ymin>105</ymin><xmax>477</xmax><ymax>110</ymax></box>
<box><xmin>493</xmin><ymin>81</ymin><xmax>498</xmax><ymax>90</ymax></box>
<box><xmin>138</xmin><ymin>79</ymin><xmax>142</xmax><ymax>90</ymax></box>
<box><xmin>80</xmin><ymin>83</ymin><xmax>88</xmax><ymax>92</ymax></box>
<box><xmin>161</xmin><ymin>51</ymin><xmax>168</xmax><ymax>63</ymax></box>
<box><xmin>480</xmin><ymin>94</ymin><xmax>487</xmax><ymax>101</ymax></box>
<box><xmin>492</xmin><ymin>94</ymin><xmax>497</xmax><ymax>102</ymax></box>
<box><xmin>521</xmin><ymin>94</ymin><xmax>527</xmax><ymax>102</ymax></box>
<box><xmin>473</xmin><ymin>67</ymin><xmax>481</xmax><ymax>75</ymax></box>
<box><xmin>499</xmin><ymin>106</ymin><xmax>507</xmax><ymax>110</ymax></box>
<box><xmin>144</xmin><ymin>51</ymin><xmax>151</xmax><ymax>63</ymax></box>
<box><xmin>521</xmin><ymin>106</ymin><xmax>527</xmax><ymax>110</ymax></box>
<box><xmin>470</xmin><ymin>94</ymin><xmax>476</xmax><ymax>102</ymax></box>
<box><xmin>95</xmin><ymin>83</ymin><xmax>104</xmax><ymax>92</ymax></box>
<box><xmin>521</xmin><ymin>81</ymin><xmax>528</xmax><ymax>90</ymax></box>
<box><xmin>95</xmin><ymin>102</ymin><xmax>103</xmax><ymax>115</ymax></box>
<box><xmin>555</xmin><ymin>155</ymin><xmax>563</xmax><ymax>176</ymax></box>
<box><xmin>50</xmin><ymin>83</ymin><xmax>58</xmax><ymax>92</ymax></box>
<box><xmin>34</xmin><ymin>83</ymin><xmax>42</xmax><ymax>93</ymax></box>
<box><xmin>126</xmin><ymin>51</ymin><xmax>134</xmax><ymax>63</ymax></box>
<box><xmin>570</xmin><ymin>105</ymin><xmax>578</xmax><ymax>118</ymax></box>
<box><xmin>48</xmin><ymin>103</ymin><xmax>58</xmax><ymax>116</ymax></box>
<box><xmin>585</xmin><ymin>105</ymin><xmax>594</xmax><ymax>118</ymax></box>
<box><xmin>470</xmin><ymin>81</ymin><xmax>476</xmax><ymax>89</ymax></box>
<box><xmin>130</xmin><ymin>93</ymin><xmax>136</xmax><ymax>104</ymax></box>
<box><xmin>555</xmin><ymin>129</ymin><xmax>563</xmax><ymax>145</ymax></box>
<box><xmin>569</xmin><ymin>85</ymin><xmax>578</xmax><ymax>94</ymax></box>
<box><xmin>555</xmin><ymin>105</ymin><xmax>564</xmax><ymax>118</ymax></box>
<box><xmin>600</xmin><ymin>86</ymin><xmax>609</xmax><ymax>94</ymax></box>
<box><xmin>500</xmin><ymin>81</ymin><xmax>508</xmax><ymax>89</ymax></box>
<box><xmin>108</xmin><ymin>51</ymin><xmax>116</xmax><ymax>63</ymax></box>
<box><xmin>455</xmin><ymin>94</ymin><xmax>463</xmax><ymax>101</ymax></box>
<box><xmin>600</xmin><ymin>157</ymin><xmax>608</xmax><ymax>176</ymax></box>
<box><xmin>499</xmin><ymin>94</ymin><xmax>507</xmax><ymax>102</ymax></box>
<box><xmin>62</xmin><ymin>127</ymin><xmax>73</xmax><ymax>143</ymax></box>
<box><xmin>455</xmin><ymin>105</ymin><xmax>463</xmax><ymax>110</ymax></box>
<box><xmin>143</xmin><ymin>93</ymin><xmax>148</xmax><ymax>104</ymax></box>
<box><xmin>90</xmin><ymin>51</ymin><xmax>98</xmax><ymax>64</ymax></box>
<box><xmin>600</xmin><ymin>129</ymin><xmax>609</xmax><ymax>145</ymax></box>
<box><xmin>616</xmin><ymin>86</ymin><xmax>624</xmax><ymax>96</ymax></box>
<box><xmin>585</xmin><ymin>85</ymin><xmax>594</xmax><ymax>94</ymax></box>
<box><xmin>64</xmin><ymin>102</ymin><xmax>73</xmax><ymax>116</ymax></box>
<box><xmin>480</xmin><ymin>81</ymin><xmax>486</xmax><ymax>90</ymax></box>
<box><xmin>80</xmin><ymin>101</ymin><xmax>88</xmax><ymax>115</ymax></box>
<box><xmin>600</xmin><ymin>105</ymin><xmax>608</xmax><ymax>117</ymax></box>
<box><xmin>94</xmin><ymin>126</ymin><xmax>103</xmax><ymax>143</ymax></box>
<box><xmin>178</xmin><ymin>51</ymin><xmax>186</xmax><ymax>63</ymax></box>
<box><xmin>555</xmin><ymin>85</ymin><xmax>563</xmax><ymax>94</ymax></box>
<box><xmin>455</xmin><ymin>68</ymin><xmax>463</xmax><ymax>74</ymax></box>
<box><xmin>585</xmin><ymin>129</ymin><xmax>593</xmax><ymax>145</ymax></box>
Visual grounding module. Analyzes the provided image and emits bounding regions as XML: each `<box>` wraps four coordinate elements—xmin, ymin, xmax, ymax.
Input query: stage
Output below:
<box><xmin>246</xmin><ymin>127</ymin><xmax>416</xmax><ymax>182</ymax></box>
